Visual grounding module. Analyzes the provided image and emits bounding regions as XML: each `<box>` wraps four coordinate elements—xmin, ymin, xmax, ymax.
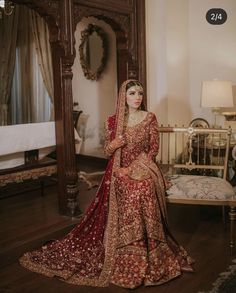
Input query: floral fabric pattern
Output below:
<box><xmin>110</xmin><ymin>113</ymin><xmax>193</xmax><ymax>288</ymax></box>
<box><xmin>167</xmin><ymin>175</ymin><xmax>235</xmax><ymax>200</ymax></box>
<box><xmin>19</xmin><ymin>111</ymin><xmax>193</xmax><ymax>289</ymax></box>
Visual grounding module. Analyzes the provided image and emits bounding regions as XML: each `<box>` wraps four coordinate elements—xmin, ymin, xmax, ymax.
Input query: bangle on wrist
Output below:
<box><xmin>107</xmin><ymin>144</ymin><xmax>114</xmax><ymax>154</ymax></box>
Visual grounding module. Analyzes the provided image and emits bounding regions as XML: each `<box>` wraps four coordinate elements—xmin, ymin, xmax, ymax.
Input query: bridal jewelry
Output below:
<box><xmin>106</xmin><ymin>144</ymin><xmax>114</xmax><ymax>155</ymax></box>
<box><xmin>127</xmin><ymin>110</ymin><xmax>144</xmax><ymax>127</ymax></box>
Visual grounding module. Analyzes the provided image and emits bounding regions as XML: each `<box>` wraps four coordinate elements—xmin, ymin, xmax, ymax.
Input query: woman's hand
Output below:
<box><xmin>107</xmin><ymin>135</ymin><xmax>126</xmax><ymax>154</ymax></box>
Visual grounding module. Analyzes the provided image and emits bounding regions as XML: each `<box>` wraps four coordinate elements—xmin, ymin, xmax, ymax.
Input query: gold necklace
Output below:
<box><xmin>127</xmin><ymin>110</ymin><xmax>143</xmax><ymax>127</ymax></box>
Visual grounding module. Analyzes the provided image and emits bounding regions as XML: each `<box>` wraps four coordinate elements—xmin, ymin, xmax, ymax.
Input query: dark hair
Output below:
<box><xmin>125</xmin><ymin>80</ymin><xmax>146</xmax><ymax>111</ymax></box>
<box><xmin>125</xmin><ymin>80</ymin><xmax>143</xmax><ymax>91</ymax></box>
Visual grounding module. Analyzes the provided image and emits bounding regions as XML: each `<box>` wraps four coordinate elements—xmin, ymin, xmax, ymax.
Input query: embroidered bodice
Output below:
<box><xmin>120</xmin><ymin>112</ymin><xmax>158</xmax><ymax>167</ymax></box>
<box><xmin>104</xmin><ymin>112</ymin><xmax>159</xmax><ymax>167</ymax></box>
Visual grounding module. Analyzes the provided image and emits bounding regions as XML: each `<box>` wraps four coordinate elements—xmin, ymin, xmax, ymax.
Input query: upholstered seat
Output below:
<box><xmin>157</xmin><ymin>126</ymin><xmax>236</xmax><ymax>253</ymax></box>
<box><xmin>167</xmin><ymin>175</ymin><xmax>236</xmax><ymax>201</ymax></box>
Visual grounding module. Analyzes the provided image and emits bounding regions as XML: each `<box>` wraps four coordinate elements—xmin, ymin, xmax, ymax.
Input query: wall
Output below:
<box><xmin>189</xmin><ymin>0</ymin><xmax>236</xmax><ymax>126</ymax></box>
<box><xmin>72</xmin><ymin>17</ymin><xmax>117</xmax><ymax>158</ymax></box>
<box><xmin>72</xmin><ymin>1</ymin><xmax>236</xmax><ymax>158</ymax></box>
<box><xmin>146</xmin><ymin>0</ymin><xmax>236</xmax><ymax>127</ymax></box>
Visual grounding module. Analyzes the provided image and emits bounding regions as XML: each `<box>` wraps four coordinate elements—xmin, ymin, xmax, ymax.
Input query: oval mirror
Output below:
<box><xmin>79</xmin><ymin>24</ymin><xmax>108</xmax><ymax>81</ymax></box>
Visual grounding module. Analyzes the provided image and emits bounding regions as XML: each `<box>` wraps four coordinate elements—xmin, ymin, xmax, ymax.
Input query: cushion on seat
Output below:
<box><xmin>166</xmin><ymin>175</ymin><xmax>236</xmax><ymax>200</ymax></box>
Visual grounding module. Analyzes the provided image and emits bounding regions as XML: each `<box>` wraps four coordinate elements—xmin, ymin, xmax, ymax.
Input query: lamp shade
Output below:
<box><xmin>201</xmin><ymin>80</ymin><xmax>233</xmax><ymax>108</ymax></box>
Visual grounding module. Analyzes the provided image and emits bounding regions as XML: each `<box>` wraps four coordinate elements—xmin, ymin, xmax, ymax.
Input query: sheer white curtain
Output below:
<box><xmin>11</xmin><ymin>48</ymin><xmax>51</xmax><ymax>124</ymax></box>
<box><xmin>10</xmin><ymin>6</ymin><xmax>52</xmax><ymax>125</ymax></box>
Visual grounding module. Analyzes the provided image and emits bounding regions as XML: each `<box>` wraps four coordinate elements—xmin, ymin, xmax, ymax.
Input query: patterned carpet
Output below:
<box><xmin>199</xmin><ymin>260</ymin><xmax>236</xmax><ymax>293</ymax></box>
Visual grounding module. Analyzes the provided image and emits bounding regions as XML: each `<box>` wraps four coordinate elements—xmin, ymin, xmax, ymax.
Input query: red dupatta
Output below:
<box><xmin>19</xmin><ymin>80</ymin><xmax>137</xmax><ymax>286</ymax></box>
<box><xmin>68</xmin><ymin>79</ymin><xmax>136</xmax><ymax>286</ymax></box>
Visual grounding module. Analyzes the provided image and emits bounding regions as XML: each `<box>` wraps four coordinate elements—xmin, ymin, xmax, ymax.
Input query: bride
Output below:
<box><xmin>19</xmin><ymin>79</ymin><xmax>193</xmax><ymax>289</ymax></box>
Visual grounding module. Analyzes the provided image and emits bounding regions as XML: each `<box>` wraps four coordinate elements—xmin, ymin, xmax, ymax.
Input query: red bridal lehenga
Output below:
<box><xmin>19</xmin><ymin>80</ymin><xmax>193</xmax><ymax>289</ymax></box>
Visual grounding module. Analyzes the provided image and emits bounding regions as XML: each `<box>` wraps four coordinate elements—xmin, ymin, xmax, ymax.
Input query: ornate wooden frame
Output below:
<box><xmin>12</xmin><ymin>0</ymin><xmax>146</xmax><ymax>216</ymax></box>
<box><xmin>79</xmin><ymin>24</ymin><xmax>108</xmax><ymax>81</ymax></box>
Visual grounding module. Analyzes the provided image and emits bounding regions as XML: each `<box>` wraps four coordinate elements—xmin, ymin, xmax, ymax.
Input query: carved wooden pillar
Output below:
<box><xmin>53</xmin><ymin>0</ymin><xmax>80</xmax><ymax>216</ymax></box>
<box><xmin>13</xmin><ymin>0</ymin><xmax>146</xmax><ymax>216</ymax></box>
<box><xmin>12</xmin><ymin>0</ymin><xmax>80</xmax><ymax>215</ymax></box>
<box><xmin>45</xmin><ymin>0</ymin><xmax>80</xmax><ymax>216</ymax></box>
<box><xmin>62</xmin><ymin>56</ymin><xmax>80</xmax><ymax>216</ymax></box>
<box><xmin>136</xmin><ymin>0</ymin><xmax>146</xmax><ymax>92</ymax></box>
<box><xmin>127</xmin><ymin>0</ymin><xmax>146</xmax><ymax>93</ymax></box>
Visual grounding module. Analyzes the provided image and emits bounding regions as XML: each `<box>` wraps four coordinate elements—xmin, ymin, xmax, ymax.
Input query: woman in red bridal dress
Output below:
<box><xmin>19</xmin><ymin>79</ymin><xmax>193</xmax><ymax>289</ymax></box>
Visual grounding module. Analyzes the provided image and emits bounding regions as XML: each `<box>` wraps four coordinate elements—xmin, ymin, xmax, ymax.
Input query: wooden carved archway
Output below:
<box><xmin>12</xmin><ymin>0</ymin><xmax>146</xmax><ymax>216</ymax></box>
<box><xmin>73</xmin><ymin>0</ymin><xmax>146</xmax><ymax>89</ymax></box>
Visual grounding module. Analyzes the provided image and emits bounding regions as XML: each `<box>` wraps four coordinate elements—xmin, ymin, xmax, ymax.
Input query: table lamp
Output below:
<box><xmin>201</xmin><ymin>80</ymin><xmax>233</xmax><ymax>126</ymax></box>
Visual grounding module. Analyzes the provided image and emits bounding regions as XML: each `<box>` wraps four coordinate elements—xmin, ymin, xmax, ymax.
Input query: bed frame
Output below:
<box><xmin>12</xmin><ymin>0</ymin><xmax>146</xmax><ymax>215</ymax></box>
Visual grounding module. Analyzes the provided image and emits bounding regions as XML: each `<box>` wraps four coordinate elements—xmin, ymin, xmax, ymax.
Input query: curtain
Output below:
<box><xmin>30</xmin><ymin>10</ymin><xmax>54</xmax><ymax>120</ymax></box>
<box><xmin>0</xmin><ymin>7</ymin><xmax>19</xmax><ymax>125</ymax></box>
<box><xmin>10</xmin><ymin>6</ymin><xmax>51</xmax><ymax>124</ymax></box>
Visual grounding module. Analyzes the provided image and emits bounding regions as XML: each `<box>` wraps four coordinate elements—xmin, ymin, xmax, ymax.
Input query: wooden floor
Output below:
<box><xmin>0</xmin><ymin>173</ymin><xmax>235</xmax><ymax>292</ymax></box>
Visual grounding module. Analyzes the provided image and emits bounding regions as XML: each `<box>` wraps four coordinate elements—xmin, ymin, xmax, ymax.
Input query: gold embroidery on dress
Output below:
<box><xmin>128</xmin><ymin>160</ymin><xmax>150</xmax><ymax>180</ymax></box>
<box><xmin>19</xmin><ymin>81</ymin><xmax>194</xmax><ymax>288</ymax></box>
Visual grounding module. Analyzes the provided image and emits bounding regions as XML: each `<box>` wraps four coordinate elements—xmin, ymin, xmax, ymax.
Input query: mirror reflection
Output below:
<box><xmin>79</xmin><ymin>24</ymin><xmax>108</xmax><ymax>81</ymax></box>
<box><xmin>84</xmin><ymin>30</ymin><xmax>103</xmax><ymax>72</ymax></box>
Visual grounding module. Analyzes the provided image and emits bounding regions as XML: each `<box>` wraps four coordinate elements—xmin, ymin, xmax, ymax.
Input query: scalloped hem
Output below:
<box><xmin>19</xmin><ymin>254</ymin><xmax>108</xmax><ymax>287</ymax></box>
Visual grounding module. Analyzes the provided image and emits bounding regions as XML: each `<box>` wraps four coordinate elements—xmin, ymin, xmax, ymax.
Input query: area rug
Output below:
<box><xmin>199</xmin><ymin>259</ymin><xmax>236</xmax><ymax>293</ymax></box>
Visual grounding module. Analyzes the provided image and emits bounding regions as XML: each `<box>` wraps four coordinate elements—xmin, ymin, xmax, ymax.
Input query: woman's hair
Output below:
<box><xmin>125</xmin><ymin>80</ymin><xmax>146</xmax><ymax>111</ymax></box>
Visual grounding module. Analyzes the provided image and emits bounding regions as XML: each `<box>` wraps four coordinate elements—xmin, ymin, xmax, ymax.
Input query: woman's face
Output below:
<box><xmin>126</xmin><ymin>85</ymin><xmax>144</xmax><ymax>111</ymax></box>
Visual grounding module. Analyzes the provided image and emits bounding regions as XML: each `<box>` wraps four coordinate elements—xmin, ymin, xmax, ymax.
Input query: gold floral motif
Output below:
<box><xmin>0</xmin><ymin>165</ymin><xmax>57</xmax><ymax>187</ymax></box>
<box><xmin>128</xmin><ymin>160</ymin><xmax>150</xmax><ymax>180</ymax></box>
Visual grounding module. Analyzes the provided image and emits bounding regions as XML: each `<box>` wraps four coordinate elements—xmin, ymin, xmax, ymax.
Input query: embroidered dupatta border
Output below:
<box><xmin>19</xmin><ymin>80</ymin><xmax>138</xmax><ymax>287</ymax></box>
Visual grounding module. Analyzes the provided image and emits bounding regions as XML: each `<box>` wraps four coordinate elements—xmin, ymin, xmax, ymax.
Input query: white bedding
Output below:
<box><xmin>0</xmin><ymin>122</ymin><xmax>82</xmax><ymax>170</ymax></box>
